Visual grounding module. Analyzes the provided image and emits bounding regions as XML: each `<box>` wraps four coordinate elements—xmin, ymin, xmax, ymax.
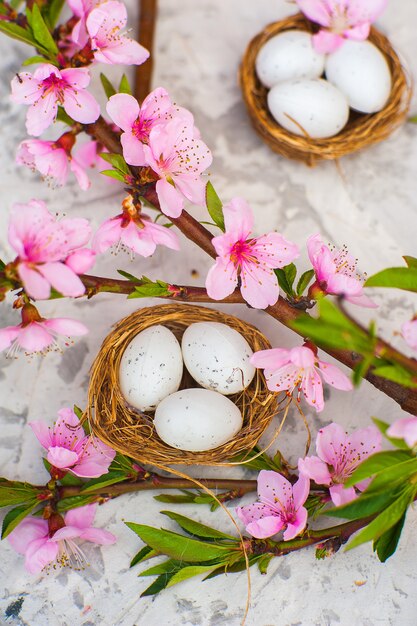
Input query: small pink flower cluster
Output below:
<box><xmin>237</xmin><ymin>422</ymin><xmax>382</xmax><ymax>541</ymax></box>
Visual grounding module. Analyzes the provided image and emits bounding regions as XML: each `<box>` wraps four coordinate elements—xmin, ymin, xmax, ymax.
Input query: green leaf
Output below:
<box><xmin>205</xmin><ymin>182</ymin><xmax>225</xmax><ymax>231</ymax></box>
<box><xmin>0</xmin><ymin>21</ymin><xmax>39</xmax><ymax>48</ymax></box>
<box><xmin>140</xmin><ymin>572</ymin><xmax>177</xmax><ymax>596</ymax></box>
<box><xmin>1</xmin><ymin>500</ymin><xmax>38</xmax><ymax>538</ymax></box>
<box><xmin>56</xmin><ymin>106</ymin><xmax>74</xmax><ymax>126</ymax></box>
<box><xmin>30</xmin><ymin>4</ymin><xmax>58</xmax><ymax>55</ymax></box>
<box><xmin>371</xmin><ymin>364</ymin><xmax>417</xmax><ymax>389</ymax></box>
<box><xmin>409</xmin><ymin>115</ymin><xmax>417</xmax><ymax>123</ymax></box>
<box><xmin>344</xmin><ymin>451</ymin><xmax>412</xmax><ymax>487</ymax></box>
<box><xmin>100</xmin><ymin>169</ymin><xmax>126</xmax><ymax>182</ymax></box>
<box><xmin>364</xmin><ymin>459</ymin><xmax>417</xmax><ymax>495</ymax></box>
<box><xmin>229</xmin><ymin>446</ymin><xmax>284</xmax><ymax>472</ymax></box>
<box><xmin>99</xmin><ymin>152</ymin><xmax>129</xmax><ymax>175</ymax></box>
<box><xmin>130</xmin><ymin>545</ymin><xmax>159</xmax><ymax>568</ymax></box>
<box><xmin>22</xmin><ymin>55</ymin><xmax>49</xmax><ymax>66</ymax></box>
<box><xmin>125</xmin><ymin>523</ymin><xmax>233</xmax><ymax>562</ymax></box>
<box><xmin>325</xmin><ymin>489</ymin><xmax>400</xmax><ymax>521</ymax></box>
<box><xmin>403</xmin><ymin>256</ymin><xmax>417</xmax><ymax>269</ymax></box>
<box><xmin>373</xmin><ymin>513</ymin><xmax>406</xmax><ymax>562</ymax></box>
<box><xmin>80</xmin><ymin>471</ymin><xmax>129</xmax><ymax>493</ymax></box>
<box><xmin>372</xmin><ymin>417</ymin><xmax>410</xmax><ymax>450</ymax></box>
<box><xmin>139</xmin><ymin>558</ymin><xmax>182</xmax><ymax>577</ymax></box>
<box><xmin>257</xmin><ymin>554</ymin><xmax>273</xmax><ymax>574</ymax></box>
<box><xmin>117</xmin><ymin>269</ymin><xmax>141</xmax><ymax>282</ymax></box>
<box><xmin>365</xmin><ymin>267</ymin><xmax>417</xmax><ymax>293</ymax></box>
<box><xmin>100</xmin><ymin>73</ymin><xmax>116</xmax><ymax>99</ymax></box>
<box><xmin>0</xmin><ymin>479</ymin><xmax>40</xmax><ymax>507</ymax></box>
<box><xmin>346</xmin><ymin>488</ymin><xmax>414</xmax><ymax>551</ymax></box>
<box><xmin>118</xmin><ymin>74</ymin><xmax>132</xmax><ymax>95</ymax></box>
<box><xmin>296</xmin><ymin>269</ymin><xmax>315</xmax><ymax>296</ymax></box>
<box><xmin>352</xmin><ymin>352</ymin><xmax>374</xmax><ymax>386</ymax></box>
<box><xmin>57</xmin><ymin>494</ymin><xmax>97</xmax><ymax>512</ymax></box>
<box><xmin>167</xmin><ymin>564</ymin><xmax>218</xmax><ymax>587</ymax></box>
<box><xmin>58</xmin><ymin>473</ymin><xmax>83</xmax><ymax>487</ymax></box>
<box><xmin>161</xmin><ymin>511</ymin><xmax>236</xmax><ymax>541</ymax></box>
<box><xmin>128</xmin><ymin>280</ymin><xmax>170</xmax><ymax>299</ymax></box>
<box><xmin>154</xmin><ymin>493</ymin><xmax>197</xmax><ymax>504</ymax></box>
<box><xmin>45</xmin><ymin>0</ymin><xmax>66</xmax><ymax>28</ymax></box>
<box><xmin>274</xmin><ymin>264</ymin><xmax>297</xmax><ymax>298</ymax></box>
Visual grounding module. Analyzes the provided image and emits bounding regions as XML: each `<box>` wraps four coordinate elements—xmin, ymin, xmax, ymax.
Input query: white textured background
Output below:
<box><xmin>1</xmin><ymin>1</ymin><xmax>417</xmax><ymax>625</ymax></box>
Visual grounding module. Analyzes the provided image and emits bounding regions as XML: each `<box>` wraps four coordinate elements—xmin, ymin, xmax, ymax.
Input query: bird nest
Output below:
<box><xmin>87</xmin><ymin>304</ymin><xmax>278</xmax><ymax>466</ymax></box>
<box><xmin>239</xmin><ymin>13</ymin><xmax>412</xmax><ymax>166</ymax></box>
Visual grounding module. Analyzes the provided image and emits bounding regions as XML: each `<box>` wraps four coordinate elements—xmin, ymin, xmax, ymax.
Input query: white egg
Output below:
<box><xmin>256</xmin><ymin>30</ymin><xmax>325</xmax><ymax>89</ymax></box>
<box><xmin>154</xmin><ymin>388</ymin><xmax>243</xmax><ymax>451</ymax></box>
<box><xmin>267</xmin><ymin>79</ymin><xmax>350</xmax><ymax>139</ymax></box>
<box><xmin>325</xmin><ymin>40</ymin><xmax>392</xmax><ymax>114</ymax></box>
<box><xmin>181</xmin><ymin>322</ymin><xmax>255</xmax><ymax>395</ymax></box>
<box><xmin>119</xmin><ymin>325</ymin><xmax>183</xmax><ymax>412</ymax></box>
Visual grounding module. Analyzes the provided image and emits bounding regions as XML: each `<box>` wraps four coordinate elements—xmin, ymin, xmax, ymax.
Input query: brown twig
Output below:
<box><xmin>134</xmin><ymin>0</ymin><xmax>158</xmax><ymax>103</ymax></box>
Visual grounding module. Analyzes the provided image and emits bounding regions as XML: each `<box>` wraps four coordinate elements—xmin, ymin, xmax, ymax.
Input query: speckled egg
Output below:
<box><xmin>119</xmin><ymin>325</ymin><xmax>183</xmax><ymax>412</ymax></box>
<box><xmin>181</xmin><ymin>322</ymin><xmax>255</xmax><ymax>395</ymax></box>
<box><xmin>256</xmin><ymin>30</ymin><xmax>325</xmax><ymax>88</ymax></box>
<box><xmin>154</xmin><ymin>388</ymin><xmax>243</xmax><ymax>451</ymax></box>
<box><xmin>267</xmin><ymin>78</ymin><xmax>350</xmax><ymax>139</ymax></box>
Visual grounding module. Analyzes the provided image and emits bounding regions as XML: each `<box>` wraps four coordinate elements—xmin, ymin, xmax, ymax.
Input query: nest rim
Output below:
<box><xmin>239</xmin><ymin>13</ymin><xmax>412</xmax><ymax>166</ymax></box>
<box><xmin>87</xmin><ymin>304</ymin><xmax>278</xmax><ymax>467</ymax></box>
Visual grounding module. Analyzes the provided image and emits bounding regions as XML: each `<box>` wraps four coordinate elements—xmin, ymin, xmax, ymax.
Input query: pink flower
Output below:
<box><xmin>205</xmin><ymin>198</ymin><xmax>299</xmax><ymax>309</ymax></box>
<box><xmin>298</xmin><ymin>422</ymin><xmax>382</xmax><ymax>506</ymax></box>
<box><xmin>29</xmin><ymin>407</ymin><xmax>116</xmax><ymax>477</ymax></box>
<box><xmin>387</xmin><ymin>417</ymin><xmax>417</xmax><ymax>449</ymax></box>
<box><xmin>11</xmin><ymin>64</ymin><xmax>100</xmax><ymax>136</ymax></box>
<box><xmin>9</xmin><ymin>199</ymin><xmax>95</xmax><ymax>300</ymax></box>
<box><xmin>92</xmin><ymin>195</ymin><xmax>179</xmax><ymax>256</ymax></box>
<box><xmin>68</xmin><ymin>0</ymin><xmax>97</xmax><ymax>47</ymax></box>
<box><xmin>251</xmin><ymin>344</ymin><xmax>352</xmax><ymax>412</ymax></box>
<box><xmin>143</xmin><ymin>117</ymin><xmax>212</xmax><ymax>218</ymax></box>
<box><xmin>106</xmin><ymin>89</ymin><xmax>181</xmax><ymax>166</ymax></box>
<box><xmin>0</xmin><ymin>306</ymin><xmax>88</xmax><ymax>356</ymax></box>
<box><xmin>8</xmin><ymin>504</ymin><xmax>116</xmax><ymax>574</ymax></box>
<box><xmin>16</xmin><ymin>137</ymin><xmax>92</xmax><ymax>190</ymax></box>
<box><xmin>307</xmin><ymin>234</ymin><xmax>376</xmax><ymax>307</ymax></box>
<box><xmin>236</xmin><ymin>470</ymin><xmax>310</xmax><ymax>540</ymax></box>
<box><xmin>402</xmin><ymin>319</ymin><xmax>417</xmax><ymax>351</ymax></box>
<box><xmin>86</xmin><ymin>1</ymin><xmax>149</xmax><ymax>65</ymax></box>
<box><xmin>295</xmin><ymin>0</ymin><xmax>388</xmax><ymax>53</ymax></box>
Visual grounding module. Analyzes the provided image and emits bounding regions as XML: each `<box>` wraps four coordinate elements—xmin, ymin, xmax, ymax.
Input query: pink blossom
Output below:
<box><xmin>307</xmin><ymin>234</ymin><xmax>376</xmax><ymax>307</ymax></box>
<box><xmin>295</xmin><ymin>0</ymin><xmax>388</xmax><ymax>53</ymax></box>
<box><xmin>8</xmin><ymin>504</ymin><xmax>116</xmax><ymax>574</ymax></box>
<box><xmin>68</xmin><ymin>0</ymin><xmax>97</xmax><ymax>47</ymax></box>
<box><xmin>86</xmin><ymin>1</ymin><xmax>149</xmax><ymax>65</ymax></box>
<box><xmin>29</xmin><ymin>407</ymin><xmax>116</xmax><ymax>477</ymax></box>
<box><xmin>10</xmin><ymin>64</ymin><xmax>100</xmax><ymax>136</ymax></box>
<box><xmin>16</xmin><ymin>137</ymin><xmax>93</xmax><ymax>190</ymax></box>
<box><xmin>106</xmin><ymin>89</ymin><xmax>182</xmax><ymax>166</ymax></box>
<box><xmin>0</xmin><ymin>307</ymin><xmax>88</xmax><ymax>357</ymax></box>
<box><xmin>143</xmin><ymin>117</ymin><xmax>212</xmax><ymax>218</ymax></box>
<box><xmin>236</xmin><ymin>470</ymin><xmax>310</xmax><ymax>540</ymax></box>
<box><xmin>298</xmin><ymin>422</ymin><xmax>382</xmax><ymax>506</ymax></box>
<box><xmin>387</xmin><ymin>417</ymin><xmax>417</xmax><ymax>449</ymax></box>
<box><xmin>402</xmin><ymin>319</ymin><xmax>417</xmax><ymax>351</ymax></box>
<box><xmin>93</xmin><ymin>195</ymin><xmax>179</xmax><ymax>256</ymax></box>
<box><xmin>205</xmin><ymin>198</ymin><xmax>299</xmax><ymax>309</ymax></box>
<box><xmin>251</xmin><ymin>344</ymin><xmax>352</xmax><ymax>412</ymax></box>
<box><xmin>8</xmin><ymin>199</ymin><xmax>95</xmax><ymax>300</ymax></box>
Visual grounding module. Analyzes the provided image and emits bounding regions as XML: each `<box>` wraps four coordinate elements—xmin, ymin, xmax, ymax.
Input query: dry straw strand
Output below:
<box><xmin>87</xmin><ymin>304</ymin><xmax>278</xmax><ymax>466</ymax></box>
<box><xmin>240</xmin><ymin>13</ymin><xmax>412</xmax><ymax>165</ymax></box>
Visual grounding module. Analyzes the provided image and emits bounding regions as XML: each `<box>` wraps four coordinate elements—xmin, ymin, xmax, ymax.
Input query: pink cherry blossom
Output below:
<box><xmin>250</xmin><ymin>344</ymin><xmax>352</xmax><ymax>412</ymax></box>
<box><xmin>307</xmin><ymin>233</ymin><xmax>376</xmax><ymax>307</ymax></box>
<box><xmin>8</xmin><ymin>199</ymin><xmax>95</xmax><ymax>300</ymax></box>
<box><xmin>106</xmin><ymin>89</ymin><xmax>183</xmax><ymax>166</ymax></box>
<box><xmin>143</xmin><ymin>117</ymin><xmax>212</xmax><ymax>218</ymax></box>
<box><xmin>68</xmin><ymin>0</ymin><xmax>97</xmax><ymax>47</ymax></box>
<box><xmin>16</xmin><ymin>137</ymin><xmax>94</xmax><ymax>190</ymax></box>
<box><xmin>10</xmin><ymin>64</ymin><xmax>100</xmax><ymax>137</ymax></box>
<box><xmin>92</xmin><ymin>195</ymin><xmax>179</xmax><ymax>256</ymax></box>
<box><xmin>8</xmin><ymin>504</ymin><xmax>116</xmax><ymax>574</ymax></box>
<box><xmin>236</xmin><ymin>470</ymin><xmax>310</xmax><ymax>540</ymax></box>
<box><xmin>29</xmin><ymin>407</ymin><xmax>116</xmax><ymax>477</ymax></box>
<box><xmin>298</xmin><ymin>422</ymin><xmax>382</xmax><ymax>506</ymax></box>
<box><xmin>0</xmin><ymin>306</ymin><xmax>88</xmax><ymax>357</ymax></box>
<box><xmin>387</xmin><ymin>416</ymin><xmax>417</xmax><ymax>449</ymax></box>
<box><xmin>205</xmin><ymin>198</ymin><xmax>299</xmax><ymax>309</ymax></box>
<box><xmin>402</xmin><ymin>319</ymin><xmax>417</xmax><ymax>351</ymax></box>
<box><xmin>295</xmin><ymin>0</ymin><xmax>388</xmax><ymax>53</ymax></box>
<box><xmin>86</xmin><ymin>1</ymin><xmax>149</xmax><ymax>65</ymax></box>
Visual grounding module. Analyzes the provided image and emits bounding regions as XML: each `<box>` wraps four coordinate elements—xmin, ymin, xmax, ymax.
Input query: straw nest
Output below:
<box><xmin>87</xmin><ymin>304</ymin><xmax>278</xmax><ymax>466</ymax></box>
<box><xmin>240</xmin><ymin>13</ymin><xmax>411</xmax><ymax>166</ymax></box>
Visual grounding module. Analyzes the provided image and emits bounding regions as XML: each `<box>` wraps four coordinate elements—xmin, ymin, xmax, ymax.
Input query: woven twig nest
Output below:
<box><xmin>87</xmin><ymin>304</ymin><xmax>277</xmax><ymax>466</ymax></box>
<box><xmin>240</xmin><ymin>13</ymin><xmax>411</xmax><ymax>165</ymax></box>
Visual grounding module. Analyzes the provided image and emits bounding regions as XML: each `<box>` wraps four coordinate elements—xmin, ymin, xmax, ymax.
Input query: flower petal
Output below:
<box><xmin>301</xmin><ymin>367</ymin><xmax>324</xmax><ymax>412</ymax></box>
<box><xmin>205</xmin><ymin>258</ymin><xmax>238</xmax><ymax>301</ymax></box>
<box><xmin>283</xmin><ymin>506</ymin><xmax>308</xmax><ymax>541</ymax></box>
<box><xmin>250</xmin><ymin>348</ymin><xmax>290</xmax><ymax>371</ymax></box>
<box><xmin>292</xmin><ymin>474</ymin><xmax>310</xmax><ymax>509</ymax></box>
<box><xmin>71</xmin><ymin>438</ymin><xmax>116</xmax><ymax>478</ymax></box>
<box><xmin>329</xmin><ymin>484</ymin><xmax>357</xmax><ymax>507</ymax></box>
<box><xmin>47</xmin><ymin>446</ymin><xmax>79</xmax><ymax>469</ymax></box>
<box><xmin>18</xmin><ymin>263</ymin><xmax>51</xmax><ymax>300</ymax></box>
<box><xmin>313</xmin><ymin>30</ymin><xmax>345</xmax><ymax>54</ymax></box>
<box><xmin>156</xmin><ymin>178</ymin><xmax>184</xmax><ymax>218</ymax></box>
<box><xmin>24</xmin><ymin>537</ymin><xmax>58</xmax><ymax>574</ymax></box>
<box><xmin>8</xmin><ymin>517</ymin><xmax>48</xmax><ymax>554</ymax></box>
<box><xmin>106</xmin><ymin>93</ymin><xmax>140</xmax><ymax>131</ymax></box>
<box><xmin>80</xmin><ymin>527</ymin><xmax>117</xmax><ymax>545</ymax></box>
<box><xmin>64</xmin><ymin>503</ymin><xmax>97</xmax><ymax>530</ymax></box>
<box><xmin>17</xmin><ymin>322</ymin><xmax>54</xmax><ymax>352</ymax></box>
<box><xmin>43</xmin><ymin>317</ymin><xmax>88</xmax><ymax>337</ymax></box>
<box><xmin>62</xmin><ymin>88</ymin><xmax>100</xmax><ymax>124</ymax></box>
<box><xmin>316</xmin><ymin>423</ymin><xmax>348</xmax><ymax>466</ymax></box>
<box><xmin>65</xmin><ymin>249</ymin><xmax>95</xmax><ymax>274</ymax></box>
<box><xmin>29</xmin><ymin>420</ymin><xmax>53</xmax><ymax>449</ymax></box>
<box><xmin>246</xmin><ymin>516</ymin><xmax>284</xmax><ymax>539</ymax></box>
<box><xmin>222</xmin><ymin>197</ymin><xmax>253</xmax><ymax>240</ymax></box>
<box><xmin>38</xmin><ymin>262</ymin><xmax>86</xmax><ymax>297</ymax></box>
<box><xmin>318</xmin><ymin>360</ymin><xmax>353</xmax><ymax>391</ymax></box>
<box><xmin>388</xmin><ymin>417</ymin><xmax>417</xmax><ymax>448</ymax></box>
<box><xmin>257</xmin><ymin>470</ymin><xmax>293</xmax><ymax>511</ymax></box>
<box><xmin>298</xmin><ymin>455</ymin><xmax>332</xmax><ymax>486</ymax></box>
